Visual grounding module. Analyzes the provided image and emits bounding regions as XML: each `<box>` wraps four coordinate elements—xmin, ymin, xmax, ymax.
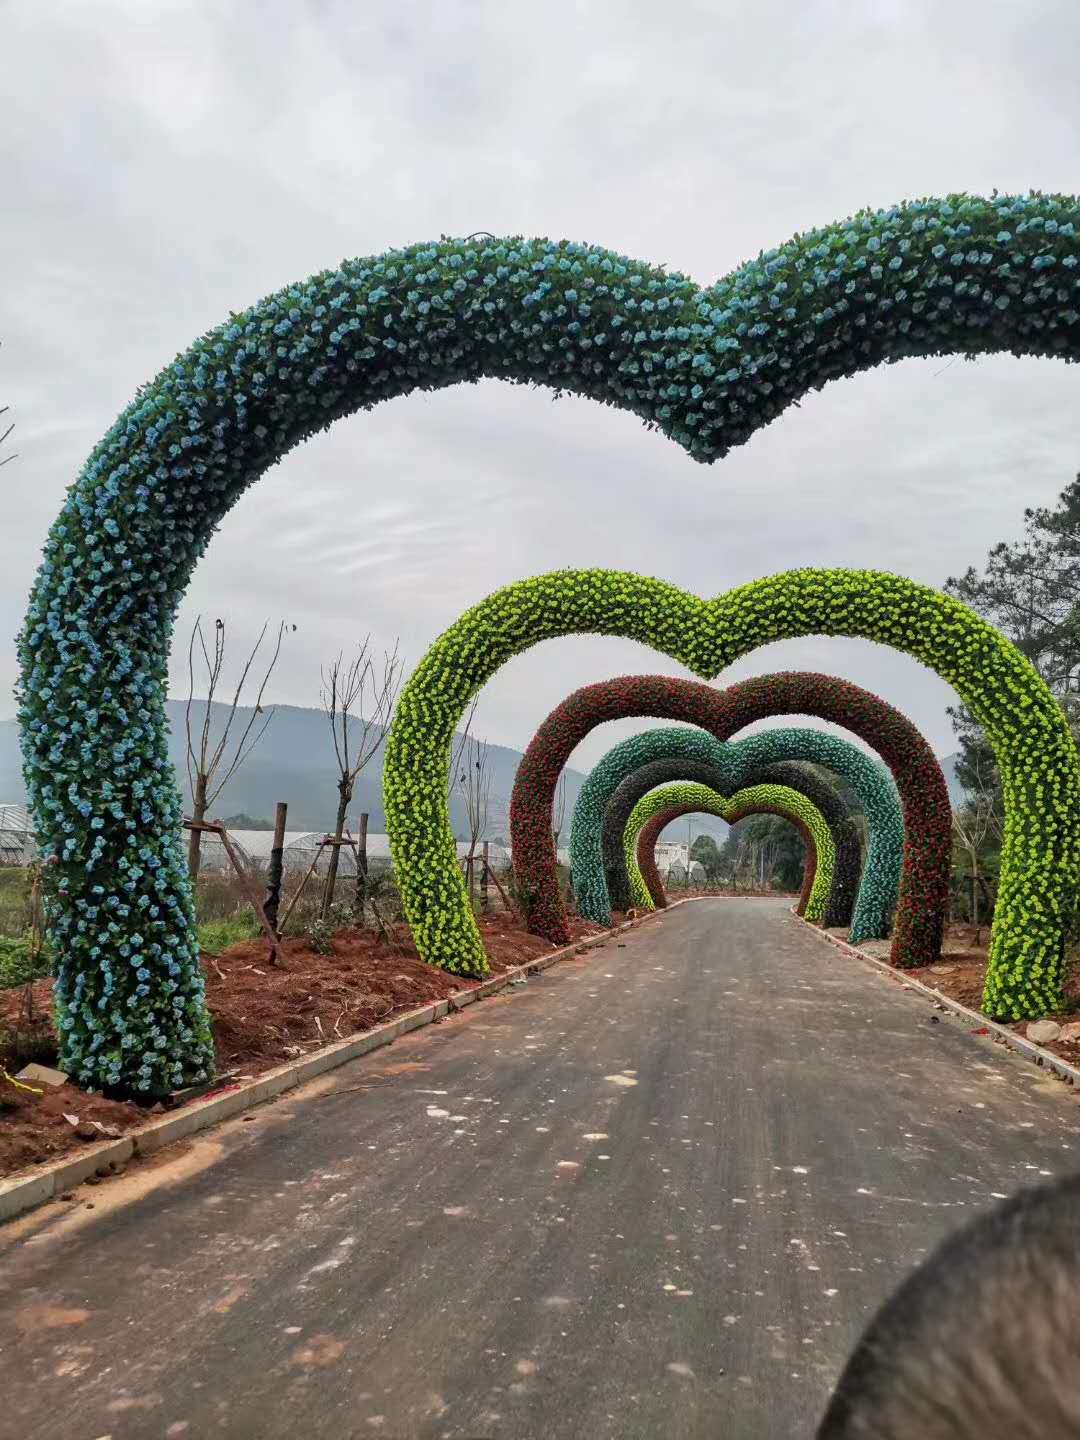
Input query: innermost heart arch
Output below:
<box><xmin>625</xmin><ymin>782</ymin><xmax>834</xmax><ymax>920</ymax></box>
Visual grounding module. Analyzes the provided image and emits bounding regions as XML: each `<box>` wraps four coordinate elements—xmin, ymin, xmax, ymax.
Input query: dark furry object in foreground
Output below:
<box><xmin>818</xmin><ymin>1173</ymin><xmax>1080</xmax><ymax>1438</ymax></box>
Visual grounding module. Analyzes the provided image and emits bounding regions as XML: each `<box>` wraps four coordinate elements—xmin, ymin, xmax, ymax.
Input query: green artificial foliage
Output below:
<box><xmin>571</xmin><ymin>725</ymin><xmax>901</xmax><ymax>938</ymax></box>
<box><xmin>623</xmin><ymin>781</ymin><xmax>835</xmax><ymax>921</ymax></box>
<box><xmin>383</xmin><ymin>567</ymin><xmax>1079</xmax><ymax>1021</ymax></box>
<box><xmin>23</xmin><ymin>193</ymin><xmax>1080</xmax><ymax>1088</ymax></box>
<box><xmin>510</xmin><ymin>670</ymin><xmax>947</xmax><ymax>961</ymax></box>
<box><xmin>599</xmin><ymin>755</ymin><xmax>856</xmax><ymax>922</ymax></box>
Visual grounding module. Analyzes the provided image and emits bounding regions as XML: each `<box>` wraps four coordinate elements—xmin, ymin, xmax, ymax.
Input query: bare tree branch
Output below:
<box><xmin>456</xmin><ymin>727</ymin><xmax>494</xmax><ymax>903</ymax></box>
<box><xmin>319</xmin><ymin>636</ymin><xmax>403</xmax><ymax>919</ymax></box>
<box><xmin>184</xmin><ymin>616</ymin><xmax>291</xmax><ymax>878</ymax></box>
<box><xmin>0</xmin><ymin>406</ymin><xmax>14</xmax><ymax>467</ymax></box>
<box><xmin>450</xmin><ymin>695</ymin><xmax>480</xmax><ymax>788</ymax></box>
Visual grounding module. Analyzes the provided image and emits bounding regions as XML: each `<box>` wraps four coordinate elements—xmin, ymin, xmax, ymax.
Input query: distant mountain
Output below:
<box><xmin>0</xmin><ymin>705</ymin><xmax>970</xmax><ymax>836</ymax></box>
<box><xmin>0</xmin><ymin>701</ymin><xmax>589</xmax><ymax>838</ymax></box>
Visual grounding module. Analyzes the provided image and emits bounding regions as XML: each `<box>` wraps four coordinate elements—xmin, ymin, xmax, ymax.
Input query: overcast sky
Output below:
<box><xmin>4</xmin><ymin>0</ymin><xmax>1080</xmax><ymax>776</ymax></box>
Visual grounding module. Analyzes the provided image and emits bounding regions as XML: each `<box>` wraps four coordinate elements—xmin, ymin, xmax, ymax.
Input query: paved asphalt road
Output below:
<box><xmin>2</xmin><ymin>899</ymin><xmax>1078</xmax><ymax>1440</ymax></box>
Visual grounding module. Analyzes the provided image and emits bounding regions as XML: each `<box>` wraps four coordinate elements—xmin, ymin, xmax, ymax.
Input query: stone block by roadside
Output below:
<box><xmin>14</xmin><ymin>1063</ymin><xmax>69</xmax><ymax>1088</ymax></box>
<box><xmin>1027</xmin><ymin>1020</ymin><xmax>1063</xmax><ymax>1044</ymax></box>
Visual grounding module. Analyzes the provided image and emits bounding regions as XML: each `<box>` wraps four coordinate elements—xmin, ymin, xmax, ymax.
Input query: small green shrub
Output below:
<box><xmin>196</xmin><ymin>910</ymin><xmax>261</xmax><ymax>955</ymax></box>
<box><xmin>0</xmin><ymin>933</ymin><xmax>51</xmax><ymax>990</ymax></box>
<box><xmin>305</xmin><ymin>915</ymin><xmax>336</xmax><ymax>956</ymax></box>
<box><xmin>0</xmin><ymin>869</ymin><xmax>30</xmax><ymax>940</ymax></box>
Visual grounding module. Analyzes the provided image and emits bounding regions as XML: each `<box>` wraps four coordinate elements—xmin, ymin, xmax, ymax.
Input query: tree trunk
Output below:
<box><xmin>321</xmin><ymin>781</ymin><xmax>351</xmax><ymax>921</ymax></box>
<box><xmin>481</xmin><ymin>841</ymin><xmax>490</xmax><ymax>912</ymax></box>
<box><xmin>264</xmin><ymin>801</ymin><xmax>288</xmax><ymax>932</ymax></box>
<box><xmin>187</xmin><ymin>774</ymin><xmax>208</xmax><ymax>880</ymax></box>
<box><xmin>353</xmin><ymin>812</ymin><xmax>369</xmax><ymax>916</ymax></box>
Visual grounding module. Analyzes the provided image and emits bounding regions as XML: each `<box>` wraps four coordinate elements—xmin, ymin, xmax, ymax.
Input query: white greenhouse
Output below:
<box><xmin>0</xmin><ymin>804</ymin><xmax>36</xmax><ymax>867</ymax></box>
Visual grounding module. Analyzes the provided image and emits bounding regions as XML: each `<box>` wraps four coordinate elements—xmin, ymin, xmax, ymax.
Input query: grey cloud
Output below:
<box><xmin>4</xmin><ymin>0</ymin><xmax>1080</xmax><ymax>777</ymax></box>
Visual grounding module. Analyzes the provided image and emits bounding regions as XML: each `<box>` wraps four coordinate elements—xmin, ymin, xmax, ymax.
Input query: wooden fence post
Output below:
<box><xmin>483</xmin><ymin>854</ymin><xmax>518</xmax><ymax>919</ymax></box>
<box><xmin>264</xmin><ymin>801</ymin><xmax>288</xmax><ymax>932</ymax></box>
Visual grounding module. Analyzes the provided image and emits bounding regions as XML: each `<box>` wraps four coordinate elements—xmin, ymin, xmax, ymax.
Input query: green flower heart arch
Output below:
<box><xmin>625</xmin><ymin>782</ymin><xmax>835</xmax><ymax>920</ymax></box>
<box><xmin>384</xmin><ymin>567</ymin><xmax>1078</xmax><ymax>1023</ymax></box>
<box><xmin>573</xmin><ymin>725</ymin><xmax>901</xmax><ymax>938</ymax></box>
<box><xmin>602</xmin><ymin>756</ymin><xmax>856</xmax><ymax>924</ymax></box>
<box><xmin>21</xmin><ymin>192</ymin><xmax>1080</xmax><ymax>1090</ymax></box>
<box><xmin>632</xmin><ymin>787</ymin><xmax>823</xmax><ymax>915</ymax></box>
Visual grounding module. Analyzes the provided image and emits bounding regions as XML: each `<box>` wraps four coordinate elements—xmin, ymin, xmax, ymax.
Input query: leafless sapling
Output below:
<box><xmin>185</xmin><ymin>617</ymin><xmax>289</xmax><ymax>879</ymax></box>
<box><xmin>320</xmin><ymin>637</ymin><xmax>402</xmax><ymax>919</ymax></box>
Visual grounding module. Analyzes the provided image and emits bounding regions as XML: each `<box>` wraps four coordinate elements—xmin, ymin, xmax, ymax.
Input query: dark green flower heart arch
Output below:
<box><xmin>601</xmin><ymin>755</ymin><xmax>858</xmax><ymax>925</ymax></box>
<box><xmin>384</xmin><ymin>567</ymin><xmax>1078</xmax><ymax>1023</ymax></box>
<box><xmin>21</xmin><ymin>192</ymin><xmax>1080</xmax><ymax>1091</ymax></box>
<box><xmin>572</xmin><ymin>724</ymin><xmax>902</xmax><ymax>938</ymax></box>
<box><xmin>625</xmin><ymin>782</ymin><xmax>834</xmax><ymax>918</ymax></box>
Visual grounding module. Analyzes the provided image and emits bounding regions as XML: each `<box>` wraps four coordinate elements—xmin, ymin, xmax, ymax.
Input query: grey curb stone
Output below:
<box><xmin>47</xmin><ymin>1139</ymin><xmax>134</xmax><ymax>1194</ymax></box>
<box><xmin>0</xmin><ymin>907</ymin><xmax>664</xmax><ymax>1227</ymax></box>
<box><xmin>0</xmin><ymin>1171</ymin><xmax>53</xmax><ymax>1224</ymax></box>
<box><xmin>793</xmin><ymin>908</ymin><xmax>1080</xmax><ymax>1090</ymax></box>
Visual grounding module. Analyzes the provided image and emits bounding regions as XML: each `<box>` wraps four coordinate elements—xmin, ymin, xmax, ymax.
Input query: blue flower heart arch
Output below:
<box><xmin>20</xmin><ymin>192</ymin><xmax>1080</xmax><ymax>1093</ymax></box>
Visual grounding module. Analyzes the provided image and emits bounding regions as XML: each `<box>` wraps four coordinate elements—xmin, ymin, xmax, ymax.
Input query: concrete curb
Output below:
<box><xmin>791</xmin><ymin>908</ymin><xmax>1080</xmax><ymax>1090</ymax></box>
<box><xmin>0</xmin><ymin>909</ymin><xmax>665</xmax><ymax>1225</ymax></box>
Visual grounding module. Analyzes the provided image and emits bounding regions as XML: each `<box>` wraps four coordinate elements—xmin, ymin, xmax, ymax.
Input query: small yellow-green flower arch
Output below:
<box><xmin>624</xmin><ymin>782</ymin><xmax>835</xmax><ymax>920</ymax></box>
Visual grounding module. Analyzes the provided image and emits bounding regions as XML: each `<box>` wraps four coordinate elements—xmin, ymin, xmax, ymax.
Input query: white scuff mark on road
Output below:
<box><xmin>425</xmin><ymin>1106</ymin><xmax>450</xmax><ymax>1119</ymax></box>
<box><xmin>605</xmin><ymin>1075</ymin><xmax>637</xmax><ymax>1088</ymax></box>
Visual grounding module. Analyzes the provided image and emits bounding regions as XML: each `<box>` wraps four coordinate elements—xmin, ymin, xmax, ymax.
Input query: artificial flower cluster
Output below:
<box><xmin>22</xmin><ymin>194</ymin><xmax>1080</xmax><ymax>1090</ymax></box>
<box><xmin>624</xmin><ymin>782</ymin><xmax>835</xmax><ymax>922</ymax></box>
<box><xmin>507</xmin><ymin>662</ymin><xmax>952</xmax><ymax>970</ymax></box>
<box><xmin>572</xmin><ymin>723</ymin><xmax>901</xmax><ymax>939</ymax></box>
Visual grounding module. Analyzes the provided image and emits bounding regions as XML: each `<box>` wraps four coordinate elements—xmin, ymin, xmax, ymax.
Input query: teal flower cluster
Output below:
<box><xmin>22</xmin><ymin>193</ymin><xmax>1080</xmax><ymax>1090</ymax></box>
<box><xmin>572</xmin><ymin>725</ymin><xmax>901</xmax><ymax>939</ymax></box>
<box><xmin>624</xmin><ymin>782</ymin><xmax>836</xmax><ymax>920</ymax></box>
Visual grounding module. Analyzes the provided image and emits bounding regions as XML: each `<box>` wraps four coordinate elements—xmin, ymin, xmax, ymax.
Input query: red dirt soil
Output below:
<box><xmin>0</xmin><ymin>912</ymin><xmax>605</xmax><ymax>1181</ymax></box>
